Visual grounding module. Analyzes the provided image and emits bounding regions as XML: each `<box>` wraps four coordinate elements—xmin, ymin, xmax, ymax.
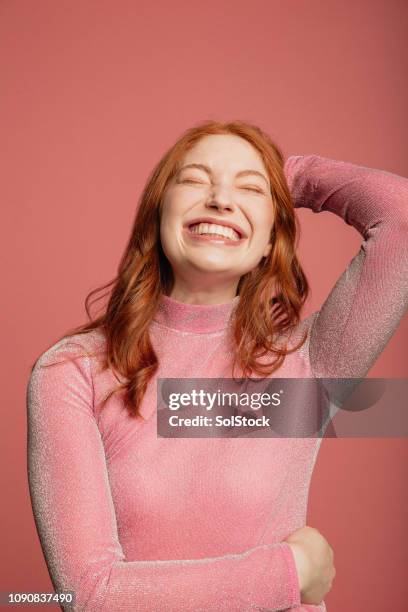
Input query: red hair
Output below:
<box><xmin>35</xmin><ymin>120</ymin><xmax>309</xmax><ymax>419</ymax></box>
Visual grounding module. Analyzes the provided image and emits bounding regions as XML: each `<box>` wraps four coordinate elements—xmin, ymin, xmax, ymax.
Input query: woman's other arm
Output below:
<box><xmin>284</xmin><ymin>154</ymin><xmax>408</xmax><ymax>379</ymax></box>
<box><xmin>26</xmin><ymin>339</ymin><xmax>301</xmax><ymax>612</ymax></box>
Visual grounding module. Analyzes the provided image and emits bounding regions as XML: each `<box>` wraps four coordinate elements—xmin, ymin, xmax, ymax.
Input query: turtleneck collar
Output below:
<box><xmin>152</xmin><ymin>293</ymin><xmax>241</xmax><ymax>333</ymax></box>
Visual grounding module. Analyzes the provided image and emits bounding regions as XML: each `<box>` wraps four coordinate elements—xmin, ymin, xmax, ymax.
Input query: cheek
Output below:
<box><xmin>159</xmin><ymin>205</ymin><xmax>174</xmax><ymax>248</ymax></box>
<box><xmin>252</xmin><ymin>209</ymin><xmax>274</xmax><ymax>241</ymax></box>
<box><xmin>161</xmin><ymin>194</ymin><xmax>187</xmax><ymax>227</ymax></box>
<box><xmin>160</xmin><ymin>204</ymin><xmax>185</xmax><ymax>257</ymax></box>
<box><xmin>261</xmin><ymin>201</ymin><xmax>275</xmax><ymax>226</ymax></box>
<box><xmin>159</xmin><ymin>206</ymin><xmax>176</xmax><ymax>244</ymax></box>
<box><xmin>246</xmin><ymin>197</ymin><xmax>274</xmax><ymax>231</ymax></box>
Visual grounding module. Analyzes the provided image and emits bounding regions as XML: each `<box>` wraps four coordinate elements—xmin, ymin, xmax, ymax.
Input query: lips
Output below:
<box><xmin>184</xmin><ymin>217</ymin><xmax>247</xmax><ymax>239</ymax></box>
<box><xmin>183</xmin><ymin>227</ymin><xmax>244</xmax><ymax>246</ymax></box>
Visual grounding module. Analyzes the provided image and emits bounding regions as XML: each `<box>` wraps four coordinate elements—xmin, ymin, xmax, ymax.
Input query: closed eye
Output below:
<box><xmin>182</xmin><ymin>179</ymin><xmax>206</xmax><ymax>185</ymax></box>
<box><xmin>181</xmin><ymin>179</ymin><xmax>264</xmax><ymax>194</ymax></box>
<box><xmin>241</xmin><ymin>186</ymin><xmax>264</xmax><ymax>194</ymax></box>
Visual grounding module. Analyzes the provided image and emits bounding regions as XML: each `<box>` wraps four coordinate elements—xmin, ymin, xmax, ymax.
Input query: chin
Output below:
<box><xmin>189</xmin><ymin>260</ymin><xmax>236</xmax><ymax>273</ymax></box>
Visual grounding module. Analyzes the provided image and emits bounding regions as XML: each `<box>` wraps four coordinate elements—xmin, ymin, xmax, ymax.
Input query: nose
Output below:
<box><xmin>205</xmin><ymin>185</ymin><xmax>235</xmax><ymax>212</ymax></box>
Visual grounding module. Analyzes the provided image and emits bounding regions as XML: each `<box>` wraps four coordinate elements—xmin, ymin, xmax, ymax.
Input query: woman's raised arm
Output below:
<box><xmin>284</xmin><ymin>154</ymin><xmax>408</xmax><ymax>379</ymax></box>
<box><xmin>26</xmin><ymin>339</ymin><xmax>301</xmax><ymax>611</ymax></box>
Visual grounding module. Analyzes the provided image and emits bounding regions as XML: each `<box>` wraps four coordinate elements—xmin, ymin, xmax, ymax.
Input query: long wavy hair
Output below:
<box><xmin>35</xmin><ymin>119</ymin><xmax>310</xmax><ymax>419</ymax></box>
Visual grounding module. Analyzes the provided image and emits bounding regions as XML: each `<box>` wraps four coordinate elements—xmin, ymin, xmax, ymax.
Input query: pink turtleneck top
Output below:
<box><xmin>26</xmin><ymin>155</ymin><xmax>408</xmax><ymax>611</ymax></box>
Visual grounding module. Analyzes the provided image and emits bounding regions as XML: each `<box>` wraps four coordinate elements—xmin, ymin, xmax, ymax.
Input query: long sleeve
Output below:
<box><xmin>26</xmin><ymin>339</ymin><xmax>301</xmax><ymax>612</ymax></box>
<box><xmin>284</xmin><ymin>154</ymin><xmax>408</xmax><ymax>379</ymax></box>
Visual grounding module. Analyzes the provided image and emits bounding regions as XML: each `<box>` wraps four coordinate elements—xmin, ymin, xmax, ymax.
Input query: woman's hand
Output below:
<box><xmin>285</xmin><ymin>525</ymin><xmax>336</xmax><ymax>605</ymax></box>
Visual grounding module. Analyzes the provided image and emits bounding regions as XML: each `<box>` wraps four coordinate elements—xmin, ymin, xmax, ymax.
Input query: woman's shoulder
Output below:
<box><xmin>33</xmin><ymin>328</ymin><xmax>107</xmax><ymax>371</ymax></box>
<box><xmin>27</xmin><ymin>330</ymin><xmax>108</xmax><ymax>421</ymax></box>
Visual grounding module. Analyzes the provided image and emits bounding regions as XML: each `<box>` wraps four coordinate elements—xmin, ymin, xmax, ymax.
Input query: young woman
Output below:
<box><xmin>27</xmin><ymin>120</ymin><xmax>408</xmax><ymax>611</ymax></box>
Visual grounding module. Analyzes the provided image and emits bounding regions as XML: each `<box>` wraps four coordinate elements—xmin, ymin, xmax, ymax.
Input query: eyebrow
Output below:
<box><xmin>177</xmin><ymin>163</ymin><xmax>270</xmax><ymax>187</ymax></box>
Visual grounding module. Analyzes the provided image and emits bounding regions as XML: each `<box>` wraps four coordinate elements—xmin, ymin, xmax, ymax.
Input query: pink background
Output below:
<box><xmin>1</xmin><ymin>0</ymin><xmax>407</xmax><ymax>609</ymax></box>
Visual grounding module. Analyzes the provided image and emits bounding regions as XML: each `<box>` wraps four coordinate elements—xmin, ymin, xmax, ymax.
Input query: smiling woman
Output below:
<box><xmin>26</xmin><ymin>119</ymin><xmax>408</xmax><ymax>611</ymax></box>
<box><xmin>159</xmin><ymin>134</ymin><xmax>278</xmax><ymax>300</ymax></box>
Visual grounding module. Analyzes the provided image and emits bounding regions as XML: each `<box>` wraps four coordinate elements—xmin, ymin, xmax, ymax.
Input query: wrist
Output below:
<box><xmin>287</xmin><ymin>542</ymin><xmax>308</xmax><ymax>594</ymax></box>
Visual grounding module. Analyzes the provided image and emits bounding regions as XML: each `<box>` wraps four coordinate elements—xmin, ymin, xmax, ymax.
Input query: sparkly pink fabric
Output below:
<box><xmin>26</xmin><ymin>155</ymin><xmax>408</xmax><ymax>611</ymax></box>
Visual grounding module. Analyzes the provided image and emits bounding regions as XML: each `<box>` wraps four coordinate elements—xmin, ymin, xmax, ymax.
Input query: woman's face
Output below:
<box><xmin>160</xmin><ymin>134</ymin><xmax>275</xmax><ymax>295</ymax></box>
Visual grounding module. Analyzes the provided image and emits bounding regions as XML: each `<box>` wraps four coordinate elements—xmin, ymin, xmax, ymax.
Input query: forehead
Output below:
<box><xmin>181</xmin><ymin>134</ymin><xmax>266</xmax><ymax>172</ymax></box>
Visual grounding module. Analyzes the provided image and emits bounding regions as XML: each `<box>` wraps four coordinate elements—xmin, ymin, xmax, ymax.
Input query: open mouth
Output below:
<box><xmin>186</xmin><ymin>222</ymin><xmax>244</xmax><ymax>242</ymax></box>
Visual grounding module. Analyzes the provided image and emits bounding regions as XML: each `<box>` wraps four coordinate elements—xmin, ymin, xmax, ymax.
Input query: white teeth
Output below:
<box><xmin>189</xmin><ymin>222</ymin><xmax>240</xmax><ymax>241</ymax></box>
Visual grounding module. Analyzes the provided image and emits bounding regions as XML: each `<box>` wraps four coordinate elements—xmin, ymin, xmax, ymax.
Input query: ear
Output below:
<box><xmin>263</xmin><ymin>243</ymin><xmax>272</xmax><ymax>258</ymax></box>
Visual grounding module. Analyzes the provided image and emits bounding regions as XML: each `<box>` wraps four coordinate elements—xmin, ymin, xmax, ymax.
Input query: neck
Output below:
<box><xmin>168</xmin><ymin>278</ymin><xmax>240</xmax><ymax>306</ymax></box>
<box><xmin>153</xmin><ymin>292</ymin><xmax>240</xmax><ymax>333</ymax></box>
